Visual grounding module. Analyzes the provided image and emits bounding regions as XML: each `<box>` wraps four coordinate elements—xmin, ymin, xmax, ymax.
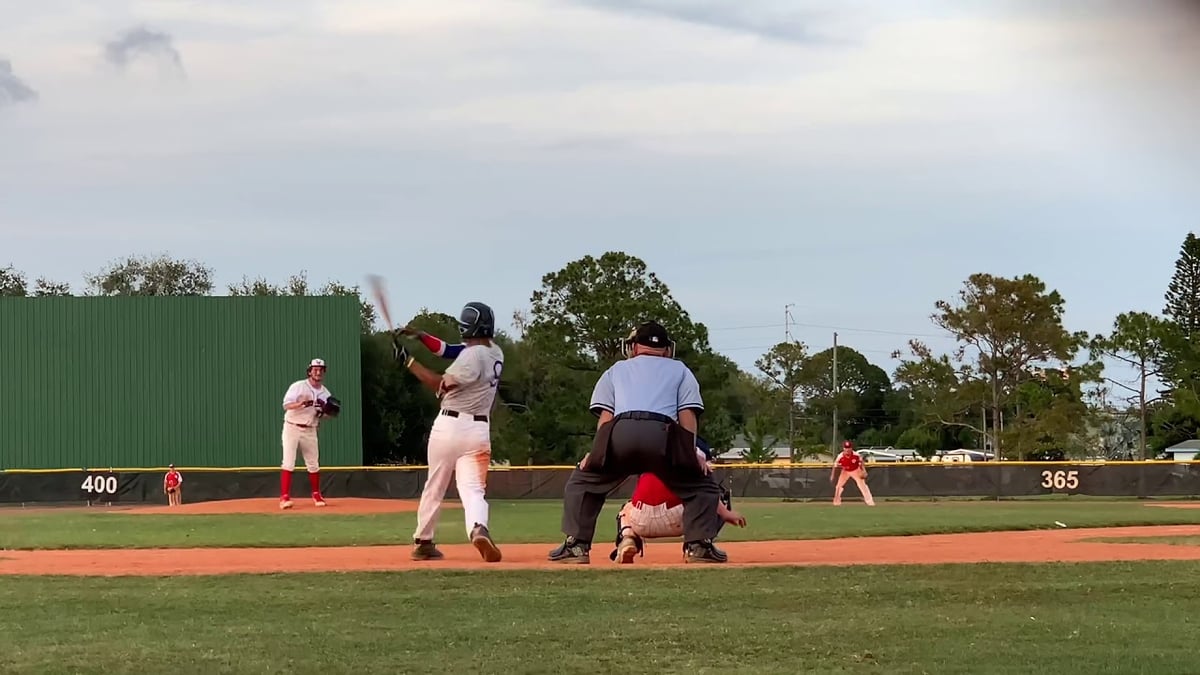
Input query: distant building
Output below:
<box><xmin>1164</xmin><ymin>440</ymin><xmax>1200</xmax><ymax>462</ymax></box>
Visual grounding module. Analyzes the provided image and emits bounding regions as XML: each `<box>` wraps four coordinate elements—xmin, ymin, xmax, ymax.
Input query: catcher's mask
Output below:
<box><xmin>458</xmin><ymin>302</ymin><xmax>495</xmax><ymax>339</ymax></box>
<box><xmin>621</xmin><ymin>320</ymin><xmax>676</xmax><ymax>358</ymax></box>
<box><xmin>319</xmin><ymin>396</ymin><xmax>342</xmax><ymax>419</ymax></box>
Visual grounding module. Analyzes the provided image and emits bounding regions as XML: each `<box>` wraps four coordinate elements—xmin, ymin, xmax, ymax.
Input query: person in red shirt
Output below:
<box><xmin>608</xmin><ymin>439</ymin><xmax>746</xmax><ymax>564</ymax></box>
<box><xmin>831</xmin><ymin>441</ymin><xmax>875</xmax><ymax>506</ymax></box>
<box><xmin>163</xmin><ymin>464</ymin><xmax>183</xmax><ymax>507</ymax></box>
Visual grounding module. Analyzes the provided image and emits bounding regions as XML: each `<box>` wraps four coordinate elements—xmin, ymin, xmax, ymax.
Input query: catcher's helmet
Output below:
<box><xmin>458</xmin><ymin>302</ymin><xmax>495</xmax><ymax>339</ymax></box>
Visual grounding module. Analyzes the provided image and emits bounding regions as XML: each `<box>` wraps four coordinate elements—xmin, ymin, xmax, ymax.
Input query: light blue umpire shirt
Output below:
<box><xmin>589</xmin><ymin>354</ymin><xmax>704</xmax><ymax>421</ymax></box>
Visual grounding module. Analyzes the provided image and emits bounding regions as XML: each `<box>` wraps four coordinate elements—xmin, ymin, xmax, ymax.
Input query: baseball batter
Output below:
<box><xmin>163</xmin><ymin>464</ymin><xmax>183</xmax><ymax>506</ymax></box>
<box><xmin>831</xmin><ymin>440</ymin><xmax>876</xmax><ymax>506</ymax></box>
<box><xmin>279</xmin><ymin>358</ymin><xmax>337</xmax><ymax>510</ymax></box>
<box><xmin>394</xmin><ymin>302</ymin><xmax>504</xmax><ymax>563</ymax></box>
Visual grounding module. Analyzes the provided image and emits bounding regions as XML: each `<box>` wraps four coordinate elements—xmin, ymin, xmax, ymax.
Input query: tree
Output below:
<box><xmin>518</xmin><ymin>252</ymin><xmax>737</xmax><ymax>462</ymax></box>
<box><xmin>795</xmin><ymin>345</ymin><xmax>892</xmax><ymax>445</ymax></box>
<box><xmin>0</xmin><ymin>264</ymin><xmax>27</xmax><ymax>296</ymax></box>
<box><xmin>898</xmin><ymin>273</ymin><xmax>1089</xmax><ymax>459</ymax></box>
<box><xmin>1159</xmin><ymin>232</ymin><xmax>1200</xmax><ymax>395</ymax></box>
<box><xmin>526</xmin><ymin>251</ymin><xmax>711</xmax><ymax>362</ymax></box>
<box><xmin>1089</xmin><ymin>311</ymin><xmax>1169</xmax><ymax>459</ymax></box>
<box><xmin>228</xmin><ymin>270</ymin><xmax>378</xmax><ymax>334</ymax></box>
<box><xmin>892</xmin><ymin>341</ymin><xmax>988</xmax><ymax>450</ymax></box>
<box><xmin>33</xmin><ymin>277</ymin><xmax>71</xmax><ymax>296</ymax></box>
<box><xmin>84</xmin><ymin>253</ymin><xmax>214</xmax><ymax>296</ymax></box>
<box><xmin>738</xmin><ymin>414</ymin><xmax>777</xmax><ymax>464</ymax></box>
<box><xmin>754</xmin><ymin>340</ymin><xmax>809</xmax><ymax>456</ymax></box>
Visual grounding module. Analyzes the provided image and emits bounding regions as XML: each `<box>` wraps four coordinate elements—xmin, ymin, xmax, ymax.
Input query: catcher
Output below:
<box><xmin>608</xmin><ymin>438</ymin><xmax>747</xmax><ymax>563</ymax></box>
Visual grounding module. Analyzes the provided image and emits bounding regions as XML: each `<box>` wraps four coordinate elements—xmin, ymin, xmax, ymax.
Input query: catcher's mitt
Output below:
<box><xmin>317</xmin><ymin>397</ymin><xmax>342</xmax><ymax>418</ymax></box>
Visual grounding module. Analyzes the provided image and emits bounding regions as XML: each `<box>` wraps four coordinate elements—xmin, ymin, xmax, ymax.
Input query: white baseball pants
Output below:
<box><xmin>281</xmin><ymin>423</ymin><xmax>320</xmax><ymax>472</ymax></box>
<box><xmin>621</xmin><ymin>501</ymin><xmax>684</xmax><ymax>538</ymax></box>
<box><xmin>413</xmin><ymin>413</ymin><xmax>492</xmax><ymax>541</ymax></box>
<box><xmin>834</xmin><ymin>468</ymin><xmax>875</xmax><ymax>505</ymax></box>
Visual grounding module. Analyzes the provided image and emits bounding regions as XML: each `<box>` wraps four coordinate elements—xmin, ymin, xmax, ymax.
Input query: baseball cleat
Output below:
<box><xmin>616</xmin><ymin>535</ymin><xmax>640</xmax><ymax>564</ymax></box>
<box><xmin>411</xmin><ymin>540</ymin><xmax>444</xmax><ymax>561</ymax></box>
<box><xmin>279</xmin><ymin>498</ymin><xmax>293</xmax><ymax>510</ymax></box>
<box><xmin>470</xmin><ymin>523</ymin><xmax>502</xmax><ymax>563</ymax></box>
<box><xmin>312</xmin><ymin>492</ymin><xmax>326</xmax><ymax>507</ymax></box>
<box><xmin>548</xmin><ymin>537</ymin><xmax>590</xmax><ymax>564</ymax></box>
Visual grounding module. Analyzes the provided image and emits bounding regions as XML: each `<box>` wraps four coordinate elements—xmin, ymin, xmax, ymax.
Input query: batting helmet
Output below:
<box><xmin>458</xmin><ymin>302</ymin><xmax>495</xmax><ymax>339</ymax></box>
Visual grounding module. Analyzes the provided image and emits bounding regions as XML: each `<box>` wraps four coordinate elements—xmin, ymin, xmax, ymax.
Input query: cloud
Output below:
<box><xmin>103</xmin><ymin>26</ymin><xmax>185</xmax><ymax>75</ymax></box>
<box><xmin>0</xmin><ymin>59</ymin><xmax>37</xmax><ymax>106</ymax></box>
<box><xmin>567</xmin><ymin>0</ymin><xmax>847</xmax><ymax>45</ymax></box>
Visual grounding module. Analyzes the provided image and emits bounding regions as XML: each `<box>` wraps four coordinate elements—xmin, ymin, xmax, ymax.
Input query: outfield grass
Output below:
<box><xmin>2</xmin><ymin>562</ymin><xmax>1198</xmax><ymax>674</ymax></box>
<box><xmin>0</xmin><ymin>499</ymin><xmax>1197</xmax><ymax>550</ymax></box>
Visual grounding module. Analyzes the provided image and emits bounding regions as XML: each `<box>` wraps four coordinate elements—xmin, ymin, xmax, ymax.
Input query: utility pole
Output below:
<box><xmin>785</xmin><ymin>304</ymin><xmax>795</xmax><ymax>460</ymax></box>
<box><xmin>832</xmin><ymin>331</ymin><xmax>839</xmax><ymax>452</ymax></box>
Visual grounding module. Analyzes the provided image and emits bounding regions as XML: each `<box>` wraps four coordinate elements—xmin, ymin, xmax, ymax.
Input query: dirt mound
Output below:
<box><xmin>128</xmin><ymin>497</ymin><xmax>454</xmax><ymax>515</ymax></box>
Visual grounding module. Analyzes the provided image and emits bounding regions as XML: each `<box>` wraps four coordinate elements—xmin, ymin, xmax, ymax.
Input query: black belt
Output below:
<box><xmin>441</xmin><ymin>409</ymin><xmax>489</xmax><ymax>422</ymax></box>
<box><xmin>613</xmin><ymin>411</ymin><xmax>673</xmax><ymax>424</ymax></box>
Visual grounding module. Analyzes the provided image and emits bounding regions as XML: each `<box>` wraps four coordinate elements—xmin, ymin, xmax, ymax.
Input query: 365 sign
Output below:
<box><xmin>1040</xmin><ymin>470</ymin><xmax>1080</xmax><ymax>491</ymax></box>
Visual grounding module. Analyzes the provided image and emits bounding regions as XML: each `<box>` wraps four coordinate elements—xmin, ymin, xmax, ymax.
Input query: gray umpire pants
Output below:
<box><xmin>561</xmin><ymin>417</ymin><xmax>724</xmax><ymax>544</ymax></box>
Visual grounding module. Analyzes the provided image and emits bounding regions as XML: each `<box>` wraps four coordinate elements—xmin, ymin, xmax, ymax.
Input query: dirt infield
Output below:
<box><xmin>4</xmin><ymin>525</ymin><xmax>1200</xmax><ymax>576</ymax></box>
<box><xmin>128</xmin><ymin>497</ymin><xmax>439</xmax><ymax>515</ymax></box>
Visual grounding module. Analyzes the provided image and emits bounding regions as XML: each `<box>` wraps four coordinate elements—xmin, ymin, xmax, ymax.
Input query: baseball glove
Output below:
<box><xmin>317</xmin><ymin>397</ymin><xmax>342</xmax><ymax>418</ymax></box>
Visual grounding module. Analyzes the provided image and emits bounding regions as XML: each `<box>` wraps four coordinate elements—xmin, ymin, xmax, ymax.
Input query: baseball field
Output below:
<box><xmin>3</xmin><ymin>497</ymin><xmax>1200</xmax><ymax>674</ymax></box>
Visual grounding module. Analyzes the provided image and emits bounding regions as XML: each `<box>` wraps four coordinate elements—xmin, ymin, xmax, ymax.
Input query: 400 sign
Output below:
<box><xmin>1040</xmin><ymin>470</ymin><xmax>1080</xmax><ymax>491</ymax></box>
<box><xmin>80</xmin><ymin>473</ymin><xmax>121</xmax><ymax>500</ymax></box>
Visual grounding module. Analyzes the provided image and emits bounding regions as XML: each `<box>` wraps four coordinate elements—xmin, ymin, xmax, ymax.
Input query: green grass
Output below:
<box><xmin>2</xmin><ymin>562</ymin><xmax>1199</xmax><ymax>674</ymax></box>
<box><xmin>0</xmin><ymin>499</ymin><xmax>1197</xmax><ymax>550</ymax></box>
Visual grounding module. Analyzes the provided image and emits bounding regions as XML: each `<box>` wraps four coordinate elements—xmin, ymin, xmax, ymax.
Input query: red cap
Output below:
<box><xmin>842</xmin><ymin>441</ymin><xmax>853</xmax><ymax>449</ymax></box>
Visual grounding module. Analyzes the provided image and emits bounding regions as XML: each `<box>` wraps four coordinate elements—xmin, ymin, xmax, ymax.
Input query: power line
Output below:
<box><xmin>705</xmin><ymin>320</ymin><xmax>947</xmax><ymax>339</ymax></box>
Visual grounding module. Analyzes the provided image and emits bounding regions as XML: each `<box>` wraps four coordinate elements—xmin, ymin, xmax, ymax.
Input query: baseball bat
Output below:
<box><xmin>366</xmin><ymin>274</ymin><xmax>396</xmax><ymax>332</ymax></box>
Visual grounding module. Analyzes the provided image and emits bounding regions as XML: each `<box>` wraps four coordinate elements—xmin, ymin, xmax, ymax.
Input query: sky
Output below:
<box><xmin>2</xmin><ymin>0</ymin><xmax>1199</xmax><ymax>389</ymax></box>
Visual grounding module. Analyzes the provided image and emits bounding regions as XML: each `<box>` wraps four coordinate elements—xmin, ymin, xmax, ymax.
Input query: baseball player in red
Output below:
<box><xmin>609</xmin><ymin>471</ymin><xmax>747</xmax><ymax>563</ymax></box>
<box><xmin>163</xmin><ymin>464</ymin><xmax>183</xmax><ymax>506</ymax></box>
<box><xmin>831</xmin><ymin>440</ymin><xmax>876</xmax><ymax>506</ymax></box>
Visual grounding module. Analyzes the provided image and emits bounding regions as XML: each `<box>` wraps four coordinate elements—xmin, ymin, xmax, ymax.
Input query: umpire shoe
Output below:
<box><xmin>470</xmin><ymin>523</ymin><xmax>503</xmax><ymax>563</ymax></box>
<box><xmin>683</xmin><ymin>539</ymin><xmax>728</xmax><ymax>564</ymax></box>
<box><xmin>411</xmin><ymin>539</ymin><xmax>445</xmax><ymax>561</ymax></box>
<box><xmin>548</xmin><ymin>537</ymin><xmax>590</xmax><ymax>564</ymax></box>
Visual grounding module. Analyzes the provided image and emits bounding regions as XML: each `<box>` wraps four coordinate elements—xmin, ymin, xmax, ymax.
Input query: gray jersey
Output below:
<box><xmin>440</xmin><ymin>342</ymin><xmax>505</xmax><ymax>416</ymax></box>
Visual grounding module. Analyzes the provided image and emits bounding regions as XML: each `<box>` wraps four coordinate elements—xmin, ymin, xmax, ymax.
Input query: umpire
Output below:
<box><xmin>548</xmin><ymin>320</ymin><xmax>728</xmax><ymax>564</ymax></box>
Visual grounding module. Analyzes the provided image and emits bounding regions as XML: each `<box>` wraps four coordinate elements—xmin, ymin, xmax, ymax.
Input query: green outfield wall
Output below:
<box><xmin>0</xmin><ymin>296</ymin><xmax>363</xmax><ymax>469</ymax></box>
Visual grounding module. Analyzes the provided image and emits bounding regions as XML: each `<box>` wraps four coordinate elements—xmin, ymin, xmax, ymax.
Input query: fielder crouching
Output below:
<box><xmin>608</xmin><ymin>439</ymin><xmax>747</xmax><ymax>564</ymax></box>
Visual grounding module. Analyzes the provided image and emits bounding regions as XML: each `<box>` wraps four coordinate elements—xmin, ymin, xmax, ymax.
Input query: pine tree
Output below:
<box><xmin>1164</xmin><ymin>232</ymin><xmax>1200</xmax><ymax>331</ymax></box>
<box><xmin>1160</xmin><ymin>232</ymin><xmax>1200</xmax><ymax>395</ymax></box>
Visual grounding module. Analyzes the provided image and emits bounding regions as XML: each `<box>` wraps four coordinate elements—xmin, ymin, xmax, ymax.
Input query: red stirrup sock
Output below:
<box><xmin>308</xmin><ymin>471</ymin><xmax>321</xmax><ymax>494</ymax></box>
<box><xmin>280</xmin><ymin>470</ymin><xmax>293</xmax><ymax>499</ymax></box>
